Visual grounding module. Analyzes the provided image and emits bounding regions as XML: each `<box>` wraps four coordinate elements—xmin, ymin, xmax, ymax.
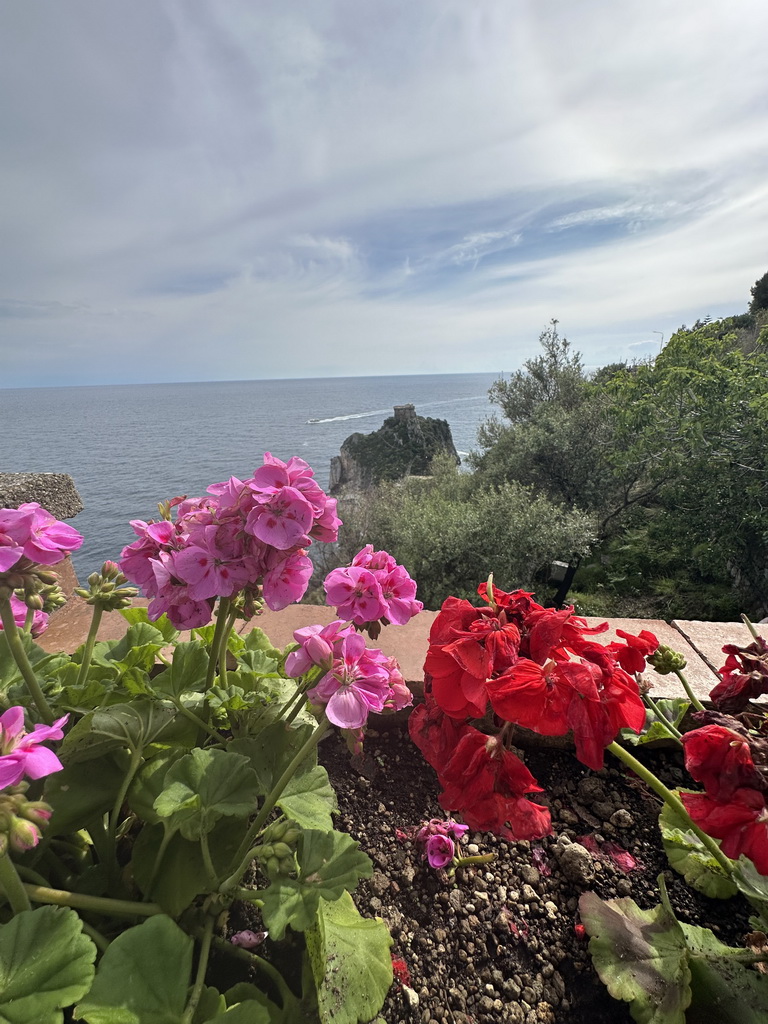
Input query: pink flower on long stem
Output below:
<box><xmin>425</xmin><ymin>833</ymin><xmax>455</xmax><ymax>868</ymax></box>
<box><xmin>0</xmin><ymin>707</ymin><xmax>69</xmax><ymax>790</ymax></box>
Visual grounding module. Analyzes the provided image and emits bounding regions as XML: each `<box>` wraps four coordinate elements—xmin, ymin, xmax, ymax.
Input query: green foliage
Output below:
<box><xmin>336</xmin><ymin>461</ymin><xmax>595</xmax><ymax>608</ymax></box>
<box><xmin>749</xmin><ymin>270</ymin><xmax>768</xmax><ymax>314</ymax></box>
<box><xmin>341</xmin><ymin>411</ymin><xmax>457</xmax><ymax>486</ymax></box>
<box><xmin>73</xmin><ymin>915</ymin><xmax>192</xmax><ymax>1023</ymax></box>
<box><xmin>0</xmin><ymin>906</ymin><xmax>96</xmax><ymax>1024</ymax></box>
<box><xmin>622</xmin><ymin>699</ymin><xmax>690</xmax><ymax>748</ymax></box>
<box><xmin>305</xmin><ymin>892</ymin><xmax>393</xmax><ymax>1024</ymax></box>
<box><xmin>580</xmin><ymin>886</ymin><xmax>768</xmax><ymax>1024</ymax></box>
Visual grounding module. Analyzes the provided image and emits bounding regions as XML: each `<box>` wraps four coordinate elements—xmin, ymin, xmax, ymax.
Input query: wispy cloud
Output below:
<box><xmin>1</xmin><ymin>0</ymin><xmax>768</xmax><ymax>385</ymax></box>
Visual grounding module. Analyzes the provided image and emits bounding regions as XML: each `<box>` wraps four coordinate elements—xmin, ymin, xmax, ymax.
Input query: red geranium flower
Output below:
<box><xmin>680</xmin><ymin>787</ymin><xmax>768</xmax><ymax>875</ymax></box>
<box><xmin>682</xmin><ymin>724</ymin><xmax>764</xmax><ymax>801</ymax></box>
<box><xmin>611</xmin><ymin>629</ymin><xmax>660</xmax><ymax>675</ymax></box>
<box><xmin>710</xmin><ymin>637</ymin><xmax>768</xmax><ymax>712</ymax></box>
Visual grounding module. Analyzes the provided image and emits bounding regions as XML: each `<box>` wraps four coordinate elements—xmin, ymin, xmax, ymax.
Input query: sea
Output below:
<box><xmin>0</xmin><ymin>373</ymin><xmax>499</xmax><ymax>579</ymax></box>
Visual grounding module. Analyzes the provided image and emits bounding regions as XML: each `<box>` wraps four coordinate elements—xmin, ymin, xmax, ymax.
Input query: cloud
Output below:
<box><xmin>1</xmin><ymin>0</ymin><xmax>768</xmax><ymax>385</ymax></box>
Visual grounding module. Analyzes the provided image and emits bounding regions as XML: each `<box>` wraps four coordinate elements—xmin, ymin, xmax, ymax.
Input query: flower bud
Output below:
<box><xmin>271</xmin><ymin>842</ymin><xmax>293</xmax><ymax>859</ymax></box>
<box><xmin>282</xmin><ymin>826</ymin><xmax>301</xmax><ymax>846</ymax></box>
<box><xmin>648</xmin><ymin>645</ymin><xmax>688</xmax><ymax>675</ymax></box>
<box><xmin>101</xmin><ymin>561</ymin><xmax>120</xmax><ymax>580</ymax></box>
<box><xmin>19</xmin><ymin>800</ymin><xmax>53</xmax><ymax>827</ymax></box>
<box><xmin>9</xmin><ymin>816</ymin><xmax>42</xmax><ymax>853</ymax></box>
<box><xmin>35</xmin><ymin>570</ymin><xmax>59</xmax><ymax>586</ymax></box>
<box><xmin>24</xmin><ymin>593</ymin><xmax>44</xmax><ymax>611</ymax></box>
<box><xmin>88</xmin><ymin>571</ymin><xmax>102</xmax><ymax>587</ymax></box>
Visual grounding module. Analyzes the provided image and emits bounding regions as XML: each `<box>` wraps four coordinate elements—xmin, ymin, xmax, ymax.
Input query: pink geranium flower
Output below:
<box><xmin>0</xmin><ymin>707</ymin><xmax>69</xmax><ymax>790</ymax></box>
<box><xmin>246</xmin><ymin>486</ymin><xmax>314</xmax><ymax>551</ymax></box>
<box><xmin>285</xmin><ymin>620</ymin><xmax>355</xmax><ymax>677</ymax></box>
<box><xmin>425</xmin><ymin>833</ymin><xmax>455</xmax><ymax>868</ymax></box>
<box><xmin>307</xmin><ymin>634</ymin><xmax>392</xmax><ymax>729</ymax></box>
<box><xmin>324</xmin><ymin>566</ymin><xmax>388</xmax><ymax>625</ymax></box>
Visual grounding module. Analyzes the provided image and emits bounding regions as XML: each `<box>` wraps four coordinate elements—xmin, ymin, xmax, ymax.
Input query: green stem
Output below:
<box><xmin>23</xmin><ymin>606</ymin><xmax>34</xmax><ymax>632</ymax></box>
<box><xmin>218</xmin><ymin>604</ymin><xmax>238</xmax><ymax>689</ymax></box>
<box><xmin>455</xmin><ymin>853</ymin><xmax>495</xmax><ymax>868</ymax></box>
<box><xmin>0</xmin><ymin>596</ymin><xmax>54</xmax><ymax>723</ymax></box>
<box><xmin>85</xmin><ymin>815</ymin><xmax>112</xmax><ymax>866</ymax></box>
<box><xmin>742</xmin><ymin>613</ymin><xmax>760</xmax><ymax>641</ymax></box>
<box><xmin>672</xmin><ymin>668</ymin><xmax>706</xmax><ymax>713</ymax></box>
<box><xmin>23</xmin><ymin>883</ymin><xmax>163</xmax><ymax>917</ymax></box>
<box><xmin>75</xmin><ymin>604</ymin><xmax>103</xmax><ymax>688</ymax></box>
<box><xmin>208</xmin><ymin>934</ymin><xmax>293</xmax><ymax>1007</ymax></box>
<box><xmin>644</xmin><ymin>694</ymin><xmax>684</xmax><ymax>742</ymax></box>
<box><xmin>0</xmin><ymin>852</ymin><xmax>32</xmax><ymax>914</ymax></box>
<box><xmin>173</xmin><ymin>698</ymin><xmax>222</xmax><ymax>743</ymax></box>
<box><xmin>182</xmin><ymin>913</ymin><xmax>214</xmax><ymax>1024</ymax></box>
<box><xmin>108</xmin><ymin>748</ymin><xmax>143</xmax><ymax>849</ymax></box>
<box><xmin>199</xmin><ymin>831</ymin><xmax>219</xmax><ymax>890</ymax></box>
<box><xmin>608</xmin><ymin>741</ymin><xmax>734</xmax><ymax>877</ymax></box>
<box><xmin>144</xmin><ymin>826</ymin><xmax>175</xmax><ymax>898</ymax></box>
<box><xmin>205</xmin><ymin>598</ymin><xmax>230</xmax><ymax>689</ymax></box>
<box><xmin>223</xmin><ymin>716</ymin><xmax>331</xmax><ymax>889</ymax></box>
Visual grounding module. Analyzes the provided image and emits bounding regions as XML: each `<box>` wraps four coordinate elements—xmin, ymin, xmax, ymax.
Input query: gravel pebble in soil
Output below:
<box><xmin>319</xmin><ymin>722</ymin><xmax>754</xmax><ymax>1024</ymax></box>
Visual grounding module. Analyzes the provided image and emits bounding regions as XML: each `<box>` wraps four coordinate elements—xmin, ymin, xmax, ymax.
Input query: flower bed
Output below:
<box><xmin>1</xmin><ymin>455</ymin><xmax>767</xmax><ymax>1024</ymax></box>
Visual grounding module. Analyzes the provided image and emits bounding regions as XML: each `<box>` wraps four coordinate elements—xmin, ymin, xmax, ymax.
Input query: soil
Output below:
<box><xmin>317</xmin><ymin>720</ymin><xmax>754</xmax><ymax>1024</ymax></box>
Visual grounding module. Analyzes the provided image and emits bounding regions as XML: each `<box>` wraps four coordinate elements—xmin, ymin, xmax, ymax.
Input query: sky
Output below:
<box><xmin>2</xmin><ymin>0</ymin><xmax>768</xmax><ymax>387</ymax></box>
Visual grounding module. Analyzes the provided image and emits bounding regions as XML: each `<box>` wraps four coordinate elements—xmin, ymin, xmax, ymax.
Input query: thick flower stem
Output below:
<box><xmin>742</xmin><ymin>613</ymin><xmax>760</xmax><ymax>640</ymax></box>
<box><xmin>644</xmin><ymin>694</ymin><xmax>683</xmax><ymax>742</ymax></box>
<box><xmin>22</xmin><ymin>882</ymin><xmax>163</xmax><ymax>917</ymax></box>
<box><xmin>672</xmin><ymin>668</ymin><xmax>705</xmax><ymax>713</ymax></box>
<box><xmin>205</xmin><ymin>598</ymin><xmax>231</xmax><ymax>690</ymax></box>
<box><xmin>74</xmin><ymin>604</ymin><xmax>103</xmax><ymax>688</ymax></box>
<box><xmin>108</xmin><ymin>748</ymin><xmax>143</xmax><ymax>849</ymax></box>
<box><xmin>208</xmin><ymin>933</ymin><xmax>293</xmax><ymax>1007</ymax></box>
<box><xmin>0</xmin><ymin>852</ymin><xmax>32</xmax><ymax>914</ymax></box>
<box><xmin>172</xmin><ymin>698</ymin><xmax>223</xmax><ymax>744</ymax></box>
<box><xmin>607</xmin><ymin>741</ymin><xmax>734</xmax><ymax>877</ymax></box>
<box><xmin>456</xmin><ymin>853</ymin><xmax>495</xmax><ymax>868</ymax></box>
<box><xmin>223</xmin><ymin>717</ymin><xmax>331</xmax><ymax>890</ymax></box>
<box><xmin>182</xmin><ymin>912</ymin><xmax>214</xmax><ymax>1024</ymax></box>
<box><xmin>0</xmin><ymin>596</ymin><xmax>54</xmax><ymax>723</ymax></box>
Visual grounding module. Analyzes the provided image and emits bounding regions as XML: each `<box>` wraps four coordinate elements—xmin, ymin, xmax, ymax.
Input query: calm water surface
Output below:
<box><xmin>0</xmin><ymin>374</ymin><xmax>498</xmax><ymax>576</ymax></box>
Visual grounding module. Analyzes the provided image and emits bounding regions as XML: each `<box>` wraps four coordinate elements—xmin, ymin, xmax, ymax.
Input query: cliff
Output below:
<box><xmin>329</xmin><ymin>404</ymin><xmax>459</xmax><ymax>495</ymax></box>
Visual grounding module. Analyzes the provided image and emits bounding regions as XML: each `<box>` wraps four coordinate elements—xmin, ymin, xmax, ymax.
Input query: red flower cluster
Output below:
<box><xmin>409</xmin><ymin>698</ymin><xmax>551</xmax><ymax>841</ymax></box>
<box><xmin>680</xmin><ymin>723</ymin><xmax>768</xmax><ymax>873</ymax></box>
<box><xmin>709</xmin><ymin>637</ymin><xmax>768</xmax><ymax>713</ymax></box>
<box><xmin>411</xmin><ymin>583</ymin><xmax>652</xmax><ymax>841</ymax></box>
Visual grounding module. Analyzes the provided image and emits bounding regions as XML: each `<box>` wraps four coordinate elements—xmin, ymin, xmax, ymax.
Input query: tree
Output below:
<box><xmin>749</xmin><ymin>270</ymin><xmax>768</xmax><ymax>314</ymax></box>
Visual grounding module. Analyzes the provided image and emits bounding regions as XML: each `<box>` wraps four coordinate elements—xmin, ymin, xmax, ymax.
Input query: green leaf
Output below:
<box><xmin>242</xmin><ymin>627</ymin><xmax>282</xmax><ymax>659</ymax></box>
<box><xmin>0</xmin><ymin>631</ymin><xmax>69</xmax><ymax>694</ymax></box>
<box><xmin>579</xmin><ymin>890</ymin><xmax>691</xmax><ymax>1024</ymax></box>
<box><xmin>223</xmin><ymin>984</ymin><xmax>288</xmax><ymax>1024</ymax></box>
<box><xmin>305</xmin><ymin>892</ymin><xmax>393</xmax><ymax>1024</ymax></box>
<box><xmin>128</xmin><ymin>749</ymin><xmax>187</xmax><ymax>825</ymax></box>
<box><xmin>153</xmin><ymin>748</ymin><xmax>260</xmax><ymax>840</ymax></box>
<box><xmin>659</xmin><ymin>795</ymin><xmax>737</xmax><ymax>899</ymax></box>
<box><xmin>260</xmin><ymin>830</ymin><xmax>372</xmax><ymax>940</ymax></box>
<box><xmin>131</xmin><ymin>818</ymin><xmax>244</xmax><ymax>915</ymax></box>
<box><xmin>278</xmin><ymin>764</ymin><xmax>337</xmax><ymax>832</ymax></box>
<box><xmin>73</xmin><ymin>916</ymin><xmax>191</xmax><ymax>1023</ymax></box>
<box><xmin>152</xmin><ymin>641</ymin><xmax>209</xmax><ymax>699</ymax></box>
<box><xmin>45</xmin><ymin>751</ymin><xmax>130</xmax><ymax>834</ymax></box>
<box><xmin>0</xmin><ymin>906</ymin><xmax>96</xmax><ymax>1024</ymax></box>
<box><xmin>190</xmin><ymin>987</ymin><xmax>225</xmax><ymax>1023</ymax></box>
<box><xmin>60</xmin><ymin>702</ymin><xmax>177</xmax><ymax>764</ymax></box>
<box><xmin>623</xmin><ymin>699</ymin><xmax>690</xmax><ymax>746</ymax></box>
<box><xmin>682</xmin><ymin>922</ymin><xmax>768</xmax><ymax>1024</ymax></box>
<box><xmin>732</xmin><ymin>857</ymin><xmax>768</xmax><ymax>930</ymax></box>
<box><xmin>192</xmin><ymin>626</ymin><xmax>245</xmax><ymax>655</ymax></box>
<box><xmin>121</xmin><ymin>607</ymin><xmax>179</xmax><ymax>644</ymax></box>
<box><xmin>230</xmin><ymin>721</ymin><xmax>317</xmax><ymax>795</ymax></box>
<box><xmin>235</xmin><ymin>650</ymin><xmax>280</xmax><ymax>676</ymax></box>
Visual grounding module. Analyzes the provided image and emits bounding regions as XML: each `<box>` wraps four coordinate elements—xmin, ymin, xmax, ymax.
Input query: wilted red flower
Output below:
<box><xmin>680</xmin><ymin>787</ymin><xmax>768</xmax><ymax>875</ymax></box>
<box><xmin>391</xmin><ymin>957</ymin><xmax>410</xmax><ymax>986</ymax></box>
<box><xmin>682</xmin><ymin>724</ymin><xmax>764</xmax><ymax>802</ymax></box>
<box><xmin>710</xmin><ymin>637</ymin><xmax>768</xmax><ymax>712</ymax></box>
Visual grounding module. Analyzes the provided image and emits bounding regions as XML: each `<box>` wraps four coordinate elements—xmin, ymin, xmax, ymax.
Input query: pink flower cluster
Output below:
<box><xmin>415</xmin><ymin>818</ymin><xmax>469</xmax><ymax>869</ymax></box>
<box><xmin>0</xmin><ymin>504</ymin><xmax>83</xmax><ymax>573</ymax></box>
<box><xmin>0</xmin><ymin>707</ymin><xmax>68</xmax><ymax>791</ymax></box>
<box><xmin>324</xmin><ymin>545</ymin><xmax>422</xmax><ymax>627</ymax></box>
<box><xmin>119</xmin><ymin>454</ymin><xmax>341</xmax><ymax>629</ymax></box>
<box><xmin>285</xmin><ymin>619</ymin><xmax>412</xmax><ymax>730</ymax></box>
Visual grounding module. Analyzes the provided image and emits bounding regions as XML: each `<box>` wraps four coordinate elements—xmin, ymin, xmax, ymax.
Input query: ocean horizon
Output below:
<box><xmin>1</xmin><ymin>372</ymin><xmax>499</xmax><ymax>577</ymax></box>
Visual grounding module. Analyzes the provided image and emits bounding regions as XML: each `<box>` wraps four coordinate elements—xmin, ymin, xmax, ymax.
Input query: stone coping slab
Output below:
<box><xmin>582</xmin><ymin>617</ymin><xmax>718</xmax><ymax>701</ymax></box>
<box><xmin>38</xmin><ymin>599</ymin><xmax>741</xmax><ymax>707</ymax></box>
